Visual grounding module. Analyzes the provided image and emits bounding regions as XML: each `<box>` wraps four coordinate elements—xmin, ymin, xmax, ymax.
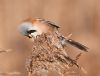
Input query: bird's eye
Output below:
<box><xmin>27</xmin><ymin>30</ymin><xmax>37</xmax><ymax>34</ymax></box>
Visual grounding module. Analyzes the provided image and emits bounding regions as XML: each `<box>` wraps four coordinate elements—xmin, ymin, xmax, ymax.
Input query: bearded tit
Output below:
<box><xmin>18</xmin><ymin>18</ymin><xmax>88</xmax><ymax>52</ymax></box>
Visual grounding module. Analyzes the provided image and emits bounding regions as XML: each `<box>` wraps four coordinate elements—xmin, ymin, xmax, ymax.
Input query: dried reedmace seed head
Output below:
<box><xmin>25</xmin><ymin>33</ymin><xmax>85</xmax><ymax>76</ymax></box>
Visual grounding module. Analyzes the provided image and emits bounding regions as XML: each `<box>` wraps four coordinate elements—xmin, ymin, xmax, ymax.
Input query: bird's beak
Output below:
<box><xmin>26</xmin><ymin>34</ymin><xmax>33</xmax><ymax>38</ymax></box>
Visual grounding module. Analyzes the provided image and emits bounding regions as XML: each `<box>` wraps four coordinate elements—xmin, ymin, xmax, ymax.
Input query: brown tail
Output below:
<box><xmin>67</xmin><ymin>39</ymin><xmax>88</xmax><ymax>52</ymax></box>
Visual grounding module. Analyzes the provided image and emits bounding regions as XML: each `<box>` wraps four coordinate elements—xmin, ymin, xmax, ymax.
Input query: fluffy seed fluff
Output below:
<box><xmin>26</xmin><ymin>33</ymin><xmax>82</xmax><ymax>76</ymax></box>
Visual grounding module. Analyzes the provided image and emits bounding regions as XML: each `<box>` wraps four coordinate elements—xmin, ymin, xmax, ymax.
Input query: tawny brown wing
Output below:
<box><xmin>37</xmin><ymin>18</ymin><xmax>60</xmax><ymax>28</ymax></box>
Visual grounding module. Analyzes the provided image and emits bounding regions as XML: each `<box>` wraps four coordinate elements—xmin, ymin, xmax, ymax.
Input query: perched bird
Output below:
<box><xmin>18</xmin><ymin>18</ymin><xmax>88</xmax><ymax>76</ymax></box>
<box><xmin>19</xmin><ymin>18</ymin><xmax>88</xmax><ymax>52</ymax></box>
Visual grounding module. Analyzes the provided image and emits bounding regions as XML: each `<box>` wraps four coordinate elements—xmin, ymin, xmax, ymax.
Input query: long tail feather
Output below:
<box><xmin>67</xmin><ymin>39</ymin><xmax>88</xmax><ymax>52</ymax></box>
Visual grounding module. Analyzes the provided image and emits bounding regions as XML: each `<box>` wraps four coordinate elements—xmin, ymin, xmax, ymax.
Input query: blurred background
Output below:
<box><xmin>0</xmin><ymin>0</ymin><xmax>100</xmax><ymax>76</ymax></box>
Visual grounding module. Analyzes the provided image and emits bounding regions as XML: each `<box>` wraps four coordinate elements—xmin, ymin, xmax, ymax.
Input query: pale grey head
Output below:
<box><xmin>18</xmin><ymin>22</ymin><xmax>37</xmax><ymax>38</ymax></box>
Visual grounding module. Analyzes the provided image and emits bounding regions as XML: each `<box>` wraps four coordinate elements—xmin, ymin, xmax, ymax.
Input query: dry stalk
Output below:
<box><xmin>26</xmin><ymin>33</ymin><xmax>83</xmax><ymax>76</ymax></box>
<box><xmin>0</xmin><ymin>48</ymin><xmax>12</xmax><ymax>53</ymax></box>
<box><xmin>0</xmin><ymin>71</ymin><xmax>21</xmax><ymax>76</ymax></box>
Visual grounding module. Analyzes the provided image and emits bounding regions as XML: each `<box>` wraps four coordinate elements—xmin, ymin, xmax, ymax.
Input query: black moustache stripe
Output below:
<box><xmin>27</xmin><ymin>30</ymin><xmax>37</xmax><ymax>34</ymax></box>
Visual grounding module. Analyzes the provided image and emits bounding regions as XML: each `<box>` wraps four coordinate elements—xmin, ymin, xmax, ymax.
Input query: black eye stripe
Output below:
<box><xmin>27</xmin><ymin>30</ymin><xmax>36</xmax><ymax>34</ymax></box>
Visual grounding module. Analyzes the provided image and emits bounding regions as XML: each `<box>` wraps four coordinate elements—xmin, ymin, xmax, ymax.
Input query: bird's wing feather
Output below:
<box><xmin>37</xmin><ymin>18</ymin><xmax>60</xmax><ymax>28</ymax></box>
<box><xmin>45</xmin><ymin>20</ymin><xmax>60</xmax><ymax>28</ymax></box>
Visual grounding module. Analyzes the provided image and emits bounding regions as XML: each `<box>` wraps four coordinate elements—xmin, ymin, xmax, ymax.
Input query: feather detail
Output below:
<box><xmin>67</xmin><ymin>39</ymin><xmax>88</xmax><ymax>52</ymax></box>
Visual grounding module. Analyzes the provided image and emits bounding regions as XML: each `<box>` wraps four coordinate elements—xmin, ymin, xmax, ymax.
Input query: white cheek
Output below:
<box><xmin>31</xmin><ymin>31</ymin><xmax>42</xmax><ymax>37</ymax></box>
